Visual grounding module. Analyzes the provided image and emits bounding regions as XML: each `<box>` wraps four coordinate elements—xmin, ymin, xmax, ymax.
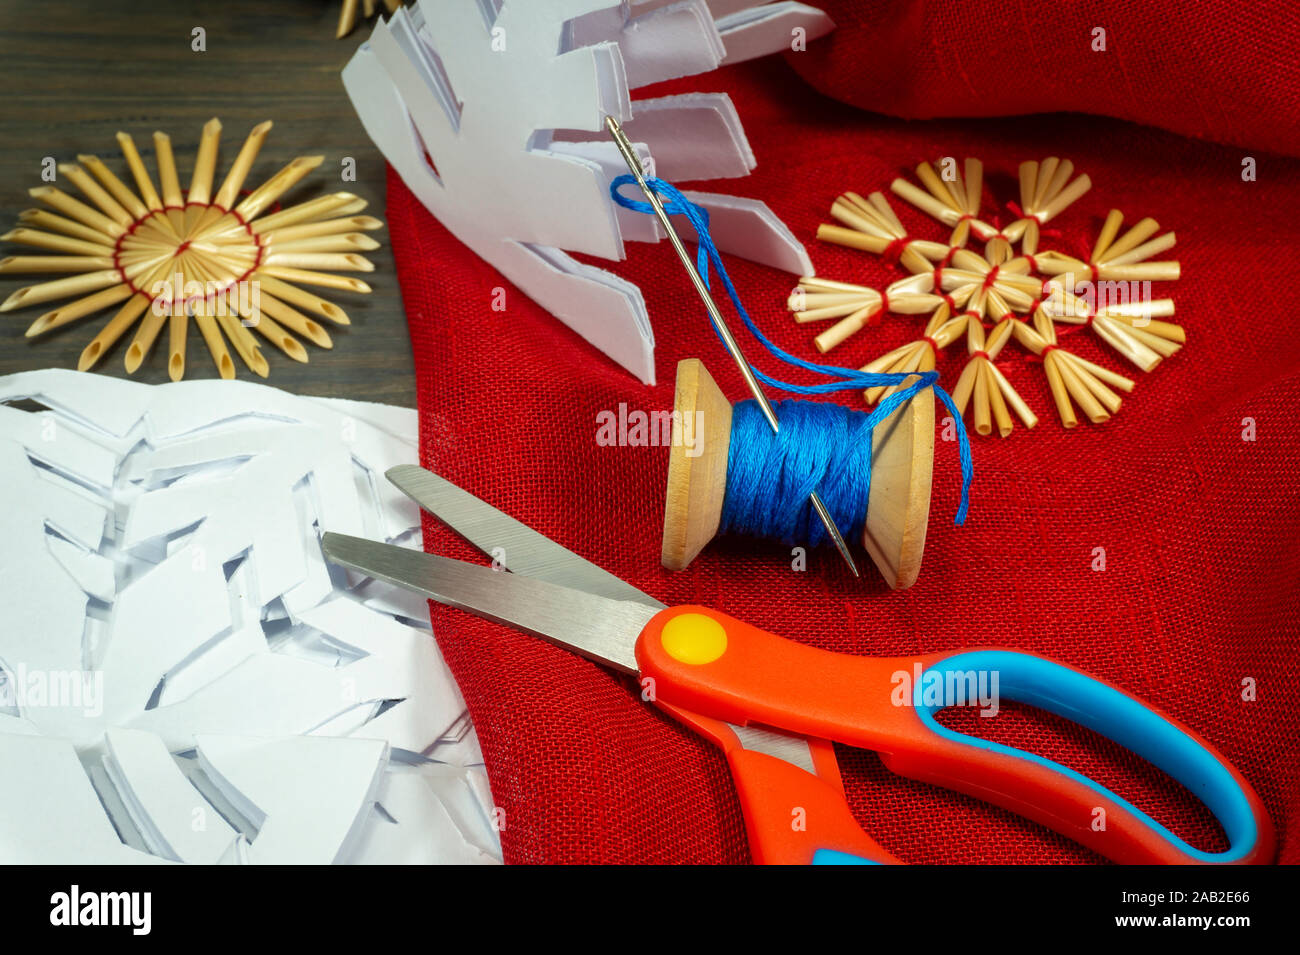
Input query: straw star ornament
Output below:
<box><xmin>1</xmin><ymin>119</ymin><xmax>382</xmax><ymax>380</ymax></box>
<box><xmin>336</xmin><ymin>0</ymin><xmax>403</xmax><ymax>38</ymax></box>
<box><xmin>791</xmin><ymin>157</ymin><xmax>1183</xmax><ymax>435</ymax></box>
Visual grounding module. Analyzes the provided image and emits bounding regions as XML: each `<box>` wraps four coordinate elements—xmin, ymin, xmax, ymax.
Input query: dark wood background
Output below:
<box><xmin>0</xmin><ymin>0</ymin><xmax>416</xmax><ymax>406</ymax></box>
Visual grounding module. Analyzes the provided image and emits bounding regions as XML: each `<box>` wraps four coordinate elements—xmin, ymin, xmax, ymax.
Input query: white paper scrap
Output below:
<box><xmin>0</xmin><ymin>369</ymin><xmax>501</xmax><ymax>865</ymax></box>
<box><xmin>103</xmin><ymin>727</ymin><xmax>239</xmax><ymax>864</ymax></box>
<box><xmin>0</xmin><ymin>733</ymin><xmax>163</xmax><ymax>864</ymax></box>
<box><xmin>196</xmin><ymin>734</ymin><xmax>389</xmax><ymax>865</ymax></box>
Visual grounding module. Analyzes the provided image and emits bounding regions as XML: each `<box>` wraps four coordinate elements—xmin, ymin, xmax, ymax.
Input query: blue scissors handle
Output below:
<box><xmin>884</xmin><ymin>650</ymin><xmax>1273</xmax><ymax>864</ymax></box>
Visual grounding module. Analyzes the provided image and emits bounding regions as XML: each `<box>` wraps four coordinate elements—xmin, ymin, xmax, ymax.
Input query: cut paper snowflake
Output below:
<box><xmin>792</xmin><ymin>160</ymin><xmax>1186</xmax><ymax>434</ymax></box>
<box><xmin>343</xmin><ymin>0</ymin><xmax>833</xmax><ymax>385</ymax></box>
<box><xmin>0</xmin><ymin>369</ymin><xmax>499</xmax><ymax>864</ymax></box>
<box><xmin>0</xmin><ymin>119</ymin><xmax>384</xmax><ymax>381</ymax></box>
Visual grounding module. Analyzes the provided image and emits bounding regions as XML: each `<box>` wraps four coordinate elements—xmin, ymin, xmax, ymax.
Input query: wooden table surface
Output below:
<box><xmin>0</xmin><ymin>0</ymin><xmax>417</xmax><ymax>406</ymax></box>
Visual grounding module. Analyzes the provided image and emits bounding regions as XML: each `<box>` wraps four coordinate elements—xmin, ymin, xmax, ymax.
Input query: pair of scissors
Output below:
<box><xmin>322</xmin><ymin>465</ymin><xmax>1274</xmax><ymax>865</ymax></box>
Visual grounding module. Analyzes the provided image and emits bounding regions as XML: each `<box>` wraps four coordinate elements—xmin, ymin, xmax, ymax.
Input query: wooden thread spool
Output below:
<box><xmin>661</xmin><ymin>358</ymin><xmax>935</xmax><ymax>589</ymax></box>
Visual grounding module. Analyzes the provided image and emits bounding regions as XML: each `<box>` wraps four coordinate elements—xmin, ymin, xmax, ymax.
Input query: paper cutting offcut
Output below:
<box><xmin>795</xmin><ymin>158</ymin><xmax>1185</xmax><ymax>434</ymax></box>
<box><xmin>0</xmin><ymin>119</ymin><xmax>384</xmax><ymax>381</ymax></box>
<box><xmin>0</xmin><ymin>369</ymin><xmax>498</xmax><ymax>864</ymax></box>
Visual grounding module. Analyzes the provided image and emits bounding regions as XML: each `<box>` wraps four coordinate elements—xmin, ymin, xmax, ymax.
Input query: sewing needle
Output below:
<box><xmin>604</xmin><ymin>116</ymin><xmax>860</xmax><ymax>577</ymax></box>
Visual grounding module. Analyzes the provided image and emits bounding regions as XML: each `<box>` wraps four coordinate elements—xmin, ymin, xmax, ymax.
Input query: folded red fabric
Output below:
<box><xmin>790</xmin><ymin>0</ymin><xmax>1300</xmax><ymax>157</ymax></box>
<box><xmin>386</xmin><ymin>57</ymin><xmax>1300</xmax><ymax>863</ymax></box>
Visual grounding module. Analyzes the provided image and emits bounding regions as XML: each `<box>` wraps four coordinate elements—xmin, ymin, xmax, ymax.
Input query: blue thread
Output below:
<box><xmin>611</xmin><ymin>174</ymin><xmax>972</xmax><ymax>525</ymax></box>
<box><xmin>722</xmin><ymin>399</ymin><xmax>875</xmax><ymax>546</ymax></box>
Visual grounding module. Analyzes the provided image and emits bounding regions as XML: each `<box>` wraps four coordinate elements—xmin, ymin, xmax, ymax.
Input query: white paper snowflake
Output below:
<box><xmin>0</xmin><ymin>369</ymin><xmax>500</xmax><ymax>864</ymax></box>
<box><xmin>343</xmin><ymin>0</ymin><xmax>834</xmax><ymax>384</ymax></box>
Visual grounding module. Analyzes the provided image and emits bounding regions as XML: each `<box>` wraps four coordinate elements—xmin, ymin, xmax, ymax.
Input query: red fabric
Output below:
<box><xmin>386</xmin><ymin>60</ymin><xmax>1300</xmax><ymax>864</ymax></box>
<box><xmin>789</xmin><ymin>0</ymin><xmax>1300</xmax><ymax>158</ymax></box>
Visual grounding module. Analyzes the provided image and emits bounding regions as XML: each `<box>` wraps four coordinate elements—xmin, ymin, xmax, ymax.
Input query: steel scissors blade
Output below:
<box><xmin>385</xmin><ymin>464</ymin><xmax>661</xmax><ymax>608</ymax></box>
<box><xmin>322</xmin><ymin>531</ymin><xmax>653</xmax><ymax>674</ymax></box>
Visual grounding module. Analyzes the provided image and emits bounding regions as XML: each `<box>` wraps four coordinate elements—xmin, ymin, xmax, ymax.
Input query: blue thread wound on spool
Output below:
<box><xmin>610</xmin><ymin>173</ymin><xmax>973</xmax><ymax>525</ymax></box>
<box><xmin>722</xmin><ymin>399</ymin><xmax>876</xmax><ymax>546</ymax></box>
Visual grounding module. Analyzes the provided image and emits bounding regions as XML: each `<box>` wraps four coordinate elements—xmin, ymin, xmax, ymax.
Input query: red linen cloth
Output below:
<box><xmin>789</xmin><ymin>0</ymin><xmax>1300</xmax><ymax>158</ymax></box>
<box><xmin>385</xmin><ymin>58</ymin><xmax>1300</xmax><ymax>864</ymax></box>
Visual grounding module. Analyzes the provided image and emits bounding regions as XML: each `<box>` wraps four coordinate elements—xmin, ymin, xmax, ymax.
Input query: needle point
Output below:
<box><xmin>810</xmin><ymin>491</ymin><xmax>859</xmax><ymax>576</ymax></box>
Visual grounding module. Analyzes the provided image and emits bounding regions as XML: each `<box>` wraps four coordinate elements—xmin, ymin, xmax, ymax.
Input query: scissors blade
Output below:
<box><xmin>386</xmin><ymin>464</ymin><xmax>662</xmax><ymax>608</ymax></box>
<box><xmin>321</xmin><ymin>532</ymin><xmax>656</xmax><ymax>674</ymax></box>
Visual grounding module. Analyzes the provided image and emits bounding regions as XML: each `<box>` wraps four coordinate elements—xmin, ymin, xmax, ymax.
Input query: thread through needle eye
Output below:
<box><xmin>604</xmin><ymin>116</ymin><xmax>860</xmax><ymax>576</ymax></box>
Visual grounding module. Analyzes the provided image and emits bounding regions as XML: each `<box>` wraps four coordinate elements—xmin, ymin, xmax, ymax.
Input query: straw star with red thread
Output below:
<box><xmin>1</xmin><ymin>118</ymin><xmax>383</xmax><ymax>380</ymax></box>
<box><xmin>790</xmin><ymin>157</ymin><xmax>1186</xmax><ymax>435</ymax></box>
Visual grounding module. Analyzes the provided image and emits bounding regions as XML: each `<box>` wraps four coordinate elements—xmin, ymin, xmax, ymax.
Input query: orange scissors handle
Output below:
<box><xmin>636</xmin><ymin>606</ymin><xmax>1274</xmax><ymax>865</ymax></box>
<box><xmin>656</xmin><ymin>703</ymin><xmax>900</xmax><ymax>864</ymax></box>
